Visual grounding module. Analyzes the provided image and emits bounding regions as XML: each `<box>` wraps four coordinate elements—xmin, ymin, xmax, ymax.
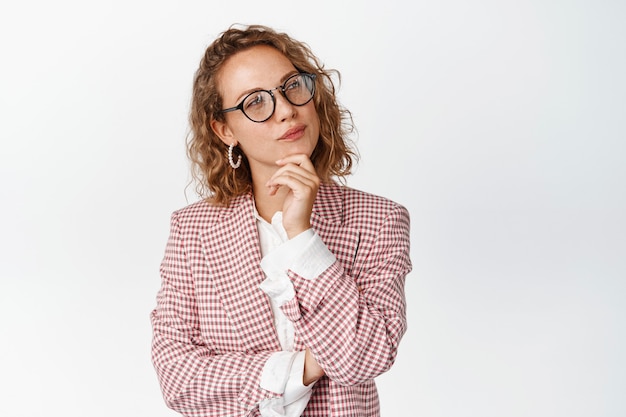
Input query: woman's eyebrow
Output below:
<box><xmin>280</xmin><ymin>70</ymin><xmax>299</xmax><ymax>83</ymax></box>
<box><xmin>233</xmin><ymin>71</ymin><xmax>300</xmax><ymax>102</ymax></box>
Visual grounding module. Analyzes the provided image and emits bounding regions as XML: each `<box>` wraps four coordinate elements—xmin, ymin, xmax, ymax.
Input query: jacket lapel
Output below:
<box><xmin>311</xmin><ymin>184</ymin><xmax>360</xmax><ymax>276</ymax></box>
<box><xmin>199</xmin><ymin>194</ymin><xmax>281</xmax><ymax>353</ymax></box>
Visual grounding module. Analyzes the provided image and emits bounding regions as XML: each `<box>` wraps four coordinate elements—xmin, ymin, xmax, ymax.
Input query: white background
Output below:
<box><xmin>1</xmin><ymin>0</ymin><xmax>625</xmax><ymax>416</ymax></box>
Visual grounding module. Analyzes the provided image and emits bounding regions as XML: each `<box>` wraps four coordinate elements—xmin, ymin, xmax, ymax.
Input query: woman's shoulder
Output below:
<box><xmin>169</xmin><ymin>194</ymin><xmax>248</xmax><ymax>227</ymax></box>
<box><xmin>320</xmin><ymin>183</ymin><xmax>409</xmax><ymax>221</ymax></box>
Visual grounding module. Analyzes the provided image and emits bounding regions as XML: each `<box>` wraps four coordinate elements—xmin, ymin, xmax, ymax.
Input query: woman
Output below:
<box><xmin>150</xmin><ymin>24</ymin><xmax>412</xmax><ymax>417</ymax></box>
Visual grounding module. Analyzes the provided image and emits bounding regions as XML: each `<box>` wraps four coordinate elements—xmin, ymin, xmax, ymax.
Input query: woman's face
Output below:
<box><xmin>211</xmin><ymin>45</ymin><xmax>321</xmax><ymax>180</ymax></box>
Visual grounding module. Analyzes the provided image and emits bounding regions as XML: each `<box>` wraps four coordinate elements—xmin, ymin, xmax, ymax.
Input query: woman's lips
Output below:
<box><xmin>279</xmin><ymin>125</ymin><xmax>306</xmax><ymax>140</ymax></box>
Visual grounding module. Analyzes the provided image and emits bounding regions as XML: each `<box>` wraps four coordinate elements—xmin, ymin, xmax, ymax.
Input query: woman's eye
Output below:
<box><xmin>285</xmin><ymin>79</ymin><xmax>301</xmax><ymax>90</ymax></box>
<box><xmin>245</xmin><ymin>93</ymin><xmax>265</xmax><ymax>108</ymax></box>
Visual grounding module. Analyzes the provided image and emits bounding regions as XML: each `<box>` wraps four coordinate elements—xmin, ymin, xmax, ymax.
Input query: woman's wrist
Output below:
<box><xmin>303</xmin><ymin>348</ymin><xmax>325</xmax><ymax>386</ymax></box>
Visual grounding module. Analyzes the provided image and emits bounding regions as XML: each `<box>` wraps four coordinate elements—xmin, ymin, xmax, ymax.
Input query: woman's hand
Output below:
<box><xmin>303</xmin><ymin>347</ymin><xmax>325</xmax><ymax>386</ymax></box>
<box><xmin>266</xmin><ymin>154</ymin><xmax>320</xmax><ymax>239</ymax></box>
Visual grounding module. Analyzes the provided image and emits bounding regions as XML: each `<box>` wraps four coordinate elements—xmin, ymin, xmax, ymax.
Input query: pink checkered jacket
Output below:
<box><xmin>151</xmin><ymin>183</ymin><xmax>411</xmax><ymax>417</ymax></box>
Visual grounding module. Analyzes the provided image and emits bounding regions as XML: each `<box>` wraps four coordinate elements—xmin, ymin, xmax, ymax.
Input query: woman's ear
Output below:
<box><xmin>210</xmin><ymin>119</ymin><xmax>234</xmax><ymax>146</ymax></box>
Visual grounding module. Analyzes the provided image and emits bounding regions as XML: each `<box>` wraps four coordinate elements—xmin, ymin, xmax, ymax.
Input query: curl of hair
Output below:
<box><xmin>187</xmin><ymin>24</ymin><xmax>358</xmax><ymax>205</ymax></box>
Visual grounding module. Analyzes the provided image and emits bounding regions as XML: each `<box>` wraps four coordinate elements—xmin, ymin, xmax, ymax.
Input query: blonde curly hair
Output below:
<box><xmin>187</xmin><ymin>24</ymin><xmax>357</xmax><ymax>205</ymax></box>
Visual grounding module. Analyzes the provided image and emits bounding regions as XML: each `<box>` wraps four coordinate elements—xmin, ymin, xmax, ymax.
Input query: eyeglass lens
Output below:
<box><xmin>242</xmin><ymin>74</ymin><xmax>314</xmax><ymax>122</ymax></box>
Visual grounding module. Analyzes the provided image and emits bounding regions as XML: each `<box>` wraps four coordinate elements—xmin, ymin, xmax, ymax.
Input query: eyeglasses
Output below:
<box><xmin>221</xmin><ymin>73</ymin><xmax>316</xmax><ymax>123</ymax></box>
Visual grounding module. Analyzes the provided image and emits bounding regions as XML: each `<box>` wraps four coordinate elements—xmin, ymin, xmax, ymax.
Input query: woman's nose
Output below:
<box><xmin>273</xmin><ymin>91</ymin><xmax>296</xmax><ymax>121</ymax></box>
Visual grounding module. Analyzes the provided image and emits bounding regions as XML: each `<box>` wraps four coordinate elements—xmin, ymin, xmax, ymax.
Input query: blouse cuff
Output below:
<box><xmin>260</xmin><ymin>351</ymin><xmax>299</xmax><ymax>394</ymax></box>
<box><xmin>259</xmin><ymin>351</ymin><xmax>314</xmax><ymax>417</ymax></box>
<box><xmin>260</xmin><ymin>229</ymin><xmax>335</xmax><ymax>281</ymax></box>
<box><xmin>283</xmin><ymin>351</ymin><xmax>313</xmax><ymax>404</ymax></box>
<box><xmin>290</xmin><ymin>232</ymin><xmax>336</xmax><ymax>280</ymax></box>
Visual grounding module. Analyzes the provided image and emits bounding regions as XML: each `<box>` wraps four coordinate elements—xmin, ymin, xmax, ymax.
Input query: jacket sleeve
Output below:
<box><xmin>279</xmin><ymin>204</ymin><xmax>411</xmax><ymax>386</ymax></box>
<box><xmin>150</xmin><ymin>212</ymin><xmax>276</xmax><ymax>414</ymax></box>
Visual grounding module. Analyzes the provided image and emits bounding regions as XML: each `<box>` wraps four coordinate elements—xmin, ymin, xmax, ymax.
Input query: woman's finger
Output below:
<box><xmin>276</xmin><ymin>153</ymin><xmax>316</xmax><ymax>173</ymax></box>
<box><xmin>267</xmin><ymin>171</ymin><xmax>318</xmax><ymax>197</ymax></box>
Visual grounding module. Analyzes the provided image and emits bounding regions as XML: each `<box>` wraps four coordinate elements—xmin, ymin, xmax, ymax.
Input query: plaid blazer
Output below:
<box><xmin>151</xmin><ymin>183</ymin><xmax>411</xmax><ymax>417</ymax></box>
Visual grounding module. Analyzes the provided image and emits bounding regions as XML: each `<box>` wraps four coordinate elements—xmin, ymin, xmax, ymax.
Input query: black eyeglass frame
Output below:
<box><xmin>220</xmin><ymin>73</ymin><xmax>317</xmax><ymax>123</ymax></box>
